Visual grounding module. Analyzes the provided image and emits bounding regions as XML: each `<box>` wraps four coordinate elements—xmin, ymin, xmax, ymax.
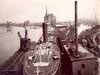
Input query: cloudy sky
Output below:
<box><xmin>0</xmin><ymin>0</ymin><xmax>99</xmax><ymax>23</ymax></box>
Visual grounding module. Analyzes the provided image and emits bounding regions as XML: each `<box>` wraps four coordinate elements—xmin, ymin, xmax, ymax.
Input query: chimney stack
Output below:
<box><xmin>75</xmin><ymin>1</ymin><xmax>78</xmax><ymax>55</ymax></box>
<box><xmin>42</xmin><ymin>23</ymin><xmax>48</xmax><ymax>42</ymax></box>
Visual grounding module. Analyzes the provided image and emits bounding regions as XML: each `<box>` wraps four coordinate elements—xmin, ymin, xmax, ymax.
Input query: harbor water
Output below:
<box><xmin>0</xmin><ymin>26</ymin><xmax>42</xmax><ymax>65</ymax></box>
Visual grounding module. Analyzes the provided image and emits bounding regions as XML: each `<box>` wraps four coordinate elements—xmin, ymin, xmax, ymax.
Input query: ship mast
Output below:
<box><xmin>45</xmin><ymin>5</ymin><xmax>48</xmax><ymax>18</ymax></box>
<box><xmin>44</xmin><ymin>5</ymin><xmax>48</xmax><ymax>24</ymax></box>
<box><xmin>74</xmin><ymin>1</ymin><xmax>78</xmax><ymax>56</ymax></box>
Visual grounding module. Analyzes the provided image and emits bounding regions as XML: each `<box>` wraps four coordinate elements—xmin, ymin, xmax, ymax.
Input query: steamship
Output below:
<box><xmin>23</xmin><ymin>23</ymin><xmax>61</xmax><ymax>75</ymax></box>
<box><xmin>0</xmin><ymin>1</ymin><xmax>100</xmax><ymax>75</ymax></box>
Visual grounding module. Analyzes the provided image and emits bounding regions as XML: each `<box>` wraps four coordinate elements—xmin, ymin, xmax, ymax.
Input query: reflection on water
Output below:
<box><xmin>0</xmin><ymin>26</ymin><xmax>42</xmax><ymax>65</ymax></box>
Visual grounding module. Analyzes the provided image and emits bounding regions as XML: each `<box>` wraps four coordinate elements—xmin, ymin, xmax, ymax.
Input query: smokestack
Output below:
<box><xmin>42</xmin><ymin>23</ymin><xmax>48</xmax><ymax>42</ymax></box>
<box><xmin>75</xmin><ymin>1</ymin><xmax>78</xmax><ymax>55</ymax></box>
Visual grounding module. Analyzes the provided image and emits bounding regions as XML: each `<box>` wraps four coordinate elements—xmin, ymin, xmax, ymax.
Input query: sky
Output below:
<box><xmin>0</xmin><ymin>0</ymin><xmax>99</xmax><ymax>23</ymax></box>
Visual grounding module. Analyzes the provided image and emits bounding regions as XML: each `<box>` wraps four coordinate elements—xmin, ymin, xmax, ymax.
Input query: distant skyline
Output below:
<box><xmin>0</xmin><ymin>0</ymin><xmax>99</xmax><ymax>23</ymax></box>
